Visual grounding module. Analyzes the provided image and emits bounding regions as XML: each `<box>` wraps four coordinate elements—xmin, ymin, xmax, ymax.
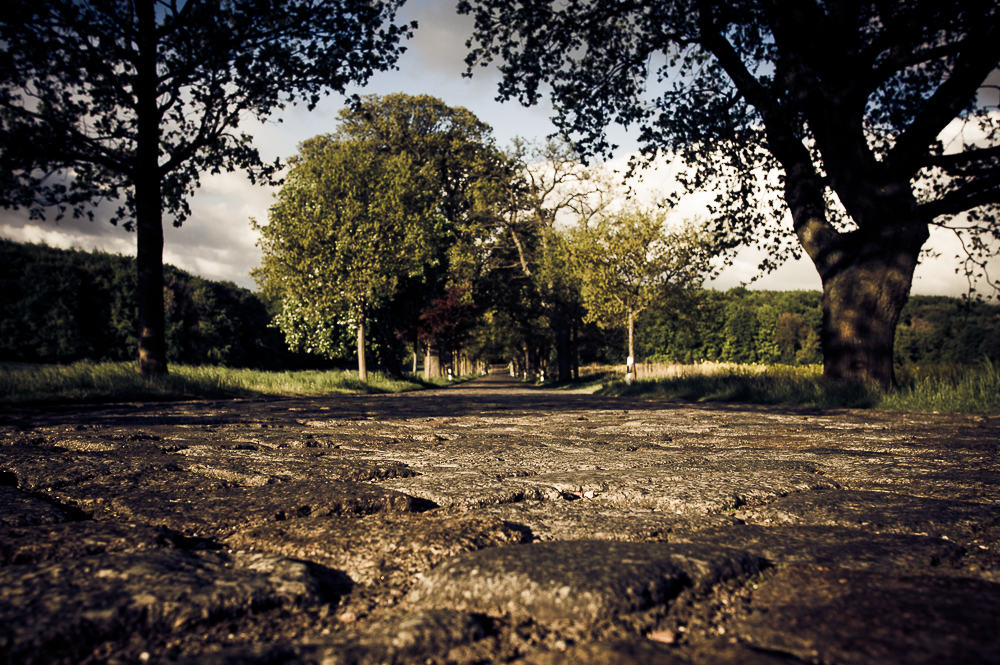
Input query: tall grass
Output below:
<box><xmin>881</xmin><ymin>360</ymin><xmax>1000</xmax><ymax>414</ymax></box>
<box><xmin>0</xmin><ymin>361</ymin><xmax>434</xmax><ymax>405</ymax></box>
<box><xmin>584</xmin><ymin>360</ymin><xmax>1000</xmax><ymax>414</ymax></box>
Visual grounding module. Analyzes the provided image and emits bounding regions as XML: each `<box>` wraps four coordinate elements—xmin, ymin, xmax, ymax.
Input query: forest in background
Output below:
<box><xmin>0</xmin><ymin>240</ymin><xmax>325</xmax><ymax>370</ymax></box>
<box><xmin>636</xmin><ymin>288</ymin><xmax>1000</xmax><ymax>368</ymax></box>
<box><xmin>3</xmin><ymin>239</ymin><xmax>998</xmax><ymax>372</ymax></box>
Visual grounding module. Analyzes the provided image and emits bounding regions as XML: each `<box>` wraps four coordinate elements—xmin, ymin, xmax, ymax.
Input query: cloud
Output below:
<box><xmin>400</xmin><ymin>0</ymin><xmax>477</xmax><ymax>76</ymax></box>
<box><xmin>1</xmin><ymin>170</ymin><xmax>277</xmax><ymax>288</ymax></box>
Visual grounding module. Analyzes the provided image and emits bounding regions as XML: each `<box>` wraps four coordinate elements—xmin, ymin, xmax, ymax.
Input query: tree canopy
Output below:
<box><xmin>572</xmin><ymin>208</ymin><xmax>712</xmax><ymax>378</ymax></box>
<box><xmin>0</xmin><ymin>0</ymin><xmax>411</xmax><ymax>375</ymax></box>
<box><xmin>304</xmin><ymin>93</ymin><xmax>510</xmax><ymax>378</ymax></box>
<box><xmin>253</xmin><ymin>136</ymin><xmax>439</xmax><ymax>380</ymax></box>
<box><xmin>460</xmin><ymin>0</ymin><xmax>1000</xmax><ymax>387</ymax></box>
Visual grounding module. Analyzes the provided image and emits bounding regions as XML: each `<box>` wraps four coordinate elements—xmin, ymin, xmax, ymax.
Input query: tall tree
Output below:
<box><xmin>501</xmin><ymin>138</ymin><xmax>618</xmax><ymax>380</ymax></box>
<box><xmin>331</xmin><ymin>93</ymin><xmax>510</xmax><ymax>376</ymax></box>
<box><xmin>460</xmin><ymin>0</ymin><xmax>1000</xmax><ymax>387</ymax></box>
<box><xmin>0</xmin><ymin>0</ymin><xmax>411</xmax><ymax>375</ymax></box>
<box><xmin>252</xmin><ymin>137</ymin><xmax>438</xmax><ymax>381</ymax></box>
<box><xmin>416</xmin><ymin>287</ymin><xmax>477</xmax><ymax>379</ymax></box>
<box><xmin>571</xmin><ymin>209</ymin><xmax>711</xmax><ymax>381</ymax></box>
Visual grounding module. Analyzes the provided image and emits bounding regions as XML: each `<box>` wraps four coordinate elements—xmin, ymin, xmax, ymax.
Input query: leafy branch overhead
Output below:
<box><xmin>460</xmin><ymin>0</ymin><xmax>1000</xmax><ymax>388</ymax></box>
<box><xmin>0</xmin><ymin>0</ymin><xmax>413</xmax><ymax>228</ymax></box>
<box><xmin>0</xmin><ymin>0</ymin><xmax>412</xmax><ymax>375</ymax></box>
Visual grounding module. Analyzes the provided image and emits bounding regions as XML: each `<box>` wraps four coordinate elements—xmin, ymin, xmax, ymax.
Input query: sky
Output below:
<box><xmin>1</xmin><ymin>0</ymin><xmax>996</xmax><ymax>298</ymax></box>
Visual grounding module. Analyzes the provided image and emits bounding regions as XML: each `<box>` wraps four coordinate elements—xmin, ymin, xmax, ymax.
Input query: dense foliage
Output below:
<box><xmin>0</xmin><ymin>0</ymin><xmax>411</xmax><ymax>374</ymax></box>
<box><xmin>459</xmin><ymin>0</ymin><xmax>1000</xmax><ymax>388</ymax></box>
<box><xmin>0</xmin><ymin>240</ymin><xmax>316</xmax><ymax>369</ymax></box>
<box><xmin>254</xmin><ymin>94</ymin><xmax>511</xmax><ymax>379</ymax></box>
<box><xmin>636</xmin><ymin>288</ymin><xmax>1000</xmax><ymax>368</ymax></box>
<box><xmin>253</xmin><ymin>136</ymin><xmax>439</xmax><ymax>380</ymax></box>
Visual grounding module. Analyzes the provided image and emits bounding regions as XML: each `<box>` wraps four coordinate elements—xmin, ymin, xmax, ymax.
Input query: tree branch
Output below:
<box><xmin>888</xmin><ymin>15</ymin><xmax>1000</xmax><ymax>169</ymax></box>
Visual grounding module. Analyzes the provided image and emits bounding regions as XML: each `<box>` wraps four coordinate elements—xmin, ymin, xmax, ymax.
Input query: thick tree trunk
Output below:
<box><xmin>626</xmin><ymin>310</ymin><xmax>635</xmax><ymax>384</ymax></box>
<box><xmin>819</xmin><ymin>236</ymin><xmax>922</xmax><ymax>389</ymax></box>
<box><xmin>423</xmin><ymin>344</ymin><xmax>441</xmax><ymax>380</ymax></box>
<box><xmin>763</xmin><ymin>117</ymin><xmax>928</xmax><ymax>390</ymax></box>
<box><xmin>792</xmin><ymin>174</ymin><xmax>928</xmax><ymax>389</ymax></box>
<box><xmin>357</xmin><ymin>307</ymin><xmax>367</xmax><ymax>382</ymax></box>
<box><xmin>134</xmin><ymin>0</ymin><xmax>167</xmax><ymax>376</ymax></box>
<box><xmin>135</xmin><ymin>180</ymin><xmax>167</xmax><ymax>376</ymax></box>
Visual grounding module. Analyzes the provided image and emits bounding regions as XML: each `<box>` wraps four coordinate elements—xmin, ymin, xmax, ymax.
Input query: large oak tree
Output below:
<box><xmin>0</xmin><ymin>0</ymin><xmax>411</xmax><ymax>375</ymax></box>
<box><xmin>459</xmin><ymin>0</ymin><xmax>1000</xmax><ymax>387</ymax></box>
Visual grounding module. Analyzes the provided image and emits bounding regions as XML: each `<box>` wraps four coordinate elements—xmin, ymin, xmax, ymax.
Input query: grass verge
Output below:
<box><xmin>581</xmin><ymin>360</ymin><xmax>1000</xmax><ymax>415</ymax></box>
<box><xmin>0</xmin><ymin>361</ymin><xmax>474</xmax><ymax>405</ymax></box>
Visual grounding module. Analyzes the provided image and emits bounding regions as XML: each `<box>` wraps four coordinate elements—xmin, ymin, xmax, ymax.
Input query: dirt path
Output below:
<box><xmin>2</xmin><ymin>371</ymin><xmax>999</xmax><ymax>664</ymax></box>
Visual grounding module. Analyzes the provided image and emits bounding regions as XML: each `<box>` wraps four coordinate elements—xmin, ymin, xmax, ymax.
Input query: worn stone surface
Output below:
<box><xmin>477</xmin><ymin>499</ymin><xmax>740</xmax><ymax>542</ymax></box>
<box><xmin>512</xmin><ymin>639</ymin><xmax>687</xmax><ymax>665</ymax></box>
<box><xmin>103</xmin><ymin>478</ymin><xmax>420</xmax><ymax>538</ymax></box>
<box><xmin>0</xmin><ymin>520</ymin><xmax>182</xmax><ymax>565</ymax></box>
<box><xmin>733</xmin><ymin>564</ymin><xmax>1000</xmax><ymax>664</ymax></box>
<box><xmin>512</xmin><ymin>639</ymin><xmax>796</xmax><ymax>665</ymax></box>
<box><xmin>409</xmin><ymin>541</ymin><xmax>763</xmax><ymax>623</ymax></box>
<box><xmin>169</xmin><ymin>610</ymin><xmax>493</xmax><ymax>665</ymax></box>
<box><xmin>671</xmin><ymin>524</ymin><xmax>968</xmax><ymax>574</ymax></box>
<box><xmin>2</xmin><ymin>371</ymin><xmax>999</xmax><ymax>664</ymax></box>
<box><xmin>0</xmin><ymin>548</ymin><xmax>342</xmax><ymax>665</ymax></box>
<box><xmin>223</xmin><ymin>512</ymin><xmax>530</xmax><ymax>586</ymax></box>
<box><xmin>0</xmin><ymin>485</ymin><xmax>74</xmax><ymax>526</ymax></box>
<box><xmin>738</xmin><ymin>487</ymin><xmax>1000</xmax><ymax>537</ymax></box>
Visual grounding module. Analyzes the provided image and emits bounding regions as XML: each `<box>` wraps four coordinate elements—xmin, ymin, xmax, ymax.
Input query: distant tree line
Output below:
<box><xmin>635</xmin><ymin>288</ymin><xmax>1000</xmax><ymax>368</ymax></box>
<box><xmin>0</xmin><ymin>240</ymin><xmax>323</xmax><ymax>369</ymax></box>
<box><xmin>6</xmin><ymin>238</ymin><xmax>997</xmax><ymax>372</ymax></box>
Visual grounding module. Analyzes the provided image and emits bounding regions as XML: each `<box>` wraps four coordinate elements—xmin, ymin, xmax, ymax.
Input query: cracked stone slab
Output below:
<box><xmin>379</xmin><ymin>472</ymin><xmax>549</xmax><ymax>510</ymax></box>
<box><xmin>0</xmin><ymin>521</ymin><xmax>182</xmax><ymax>566</ymax></box>
<box><xmin>671</xmin><ymin>524</ymin><xmax>968</xmax><ymax>575</ymax></box>
<box><xmin>734</xmin><ymin>564</ymin><xmax>1000</xmax><ymax>665</ymax></box>
<box><xmin>169</xmin><ymin>610</ymin><xmax>493</xmax><ymax>665</ymax></box>
<box><xmin>106</xmin><ymin>478</ymin><xmax>420</xmax><ymax>538</ymax></box>
<box><xmin>516</xmin><ymin>469</ymin><xmax>840</xmax><ymax>514</ymax></box>
<box><xmin>476</xmin><ymin>500</ymin><xmax>739</xmax><ymax>542</ymax></box>
<box><xmin>175</xmin><ymin>447</ymin><xmax>418</xmax><ymax>485</ymax></box>
<box><xmin>513</xmin><ymin>639</ymin><xmax>686</xmax><ymax>665</ymax></box>
<box><xmin>0</xmin><ymin>549</ymin><xmax>339</xmax><ymax>665</ymax></box>
<box><xmin>513</xmin><ymin>639</ymin><xmax>794</xmax><ymax>665</ymax></box>
<box><xmin>738</xmin><ymin>488</ymin><xmax>1000</xmax><ymax>537</ymax></box>
<box><xmin>408</xmin><ymin>541</ymin><xmax>763</xmax><ymax>624</ymax></box>
<box><xmin>224</xmin><ymin>512</ymin><xmax>531</xmax><ymax>586</ymax></box>
<box><xmin>0</xmin><ymin>485</ymin><xmax>74</xmax><ymax>526</ymax></box>
<box><xmin>0</xmin><ymin>446</ymin><xmax>184</xmax><ymax>492</ymax></box>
